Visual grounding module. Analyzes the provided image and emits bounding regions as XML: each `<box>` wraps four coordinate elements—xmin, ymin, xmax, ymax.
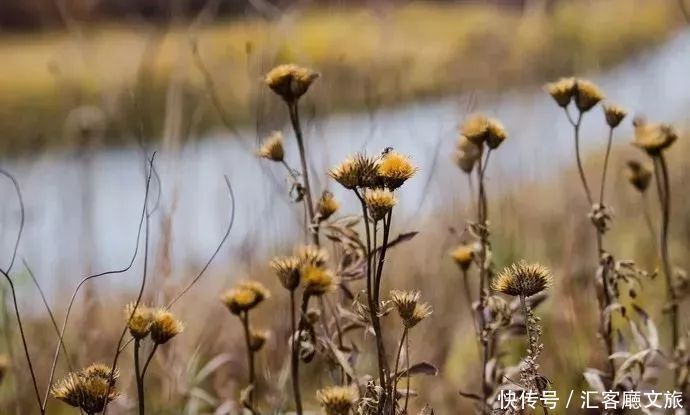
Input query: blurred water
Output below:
<box><xmin>1</xmin><ymin>30</ymin><xmax>690</xmax><ymax>297</ymax></box>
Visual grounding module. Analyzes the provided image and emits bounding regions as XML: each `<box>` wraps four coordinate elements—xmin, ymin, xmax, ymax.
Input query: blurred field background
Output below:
<box><xmin>1</xmin><ymin>0</ymin><xmax>690</xmax><ymax>414</ymax></box>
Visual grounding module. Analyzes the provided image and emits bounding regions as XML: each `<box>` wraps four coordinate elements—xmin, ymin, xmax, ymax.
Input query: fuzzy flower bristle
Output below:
<box><xmin>602</xmin><ymin>103</ymin><xmax>627</xmax><ymax>128</ymax></box>
<box><xmin>485</xmin><ymin>117</ymin><xmax>508</xmax><ymax>149</ymax></box>
<box><xmin>376</xmin><ymin>150</ymin><xmax>418</xmax><ymax>190</ymax></box>
<box><xmin>316</xmin><ymin>190</ymin><xmax>339</xmax><ymax>221</ymax></box>
<box><xmin>633</xmin><ymin>116</ymin><xmax>678</xmax><ymax>155</ymax></box>
<box><xmin>405</xmin><ymin>303</ymin><xmax>432</xmax><ymax>328</ymax></box>
<box><xmin>626</xmin><ymin>160</ymin><xmax>653</xmax><ymax>193</ymax></box>
<box><xmin>265</xmin><ymin>64</ymin><xmax>319</xmax><ymax>103</ymax></box>
<box><xmin>363</xmin><ymin>188</ymin><xmax>397</xmax><ymax>221</ymax></box>
<box><xmin>270</xmin><ymin>255</ymin><xmax>301</xmax><ymax>290</ymax></box>
<box><xmin>51</xmin><ymin>364</ymin><xmax>119</xmax><ymax>414</ymax></box>
<box><xmin>221</xmin><ymin>280</ymin><xmax>271</xmax><ymax>315</ymax></box>
<box><xmin>124</xmin><ymin>302</ymin><xmax>154</xmax><ymax>340</ymax></box>
<box><xmin>493</xmin><ymin>261</ymin><xmax>552</xmax><ymax>297</ymax></box>
<box><xmin>450</xmin><ymin>244</ymin><xmax>475</xmax><ymax>271</ymax></box>
<box><xmin>301</xmin><ymin>265</ymin><xmax>336</xmax><ymax>296</ymax></box>
<box><xmin>461</xmin><ymin>114</ymin><xmax>490</xmax><ymax>144</ymax></box>
<box><xmin>544</xmin><ymin>77</ymin><xmax>575</xmax><ymax>108</ymax></box>
<box><xmin>329</xmin><ymin>153</ymin><xmax>379</xmax><ymax>189</ymax></box>
<box><xmin>150</xmin><ymin>309</ymin><xmax>184</xmax><ymax>345</ymax></box>
<box><xmin>454</xmin><ymin>135</ymin><xmax>483</xmax><ymax>174</ymax></box>
<box><xmin>248</xmin><ymin>328</ymin><xmax>269</xmax><ymax>352</ymax></box>
<box><xmin>316</xmin><ymin>385</ymin><xmax>357</xmax><ymax>415</ymax></box>
<box><xmin>390</xmin><ymin>290</ymin><xmax>420</xmax><ymax>324</ymax></box>
<box><xmin>574</xmin><ymin>79</ymin><xmax>604</xmax><ymax>113</ymax></box>
<box><xmin>296</xmin><ymin>244</ymin><xmax>329</xmax><ymax>267</ymax></box>
<box><xmin>257</xmin><ymin>131</ymin><xmax>285</xmax><ymax>162</ymax></box>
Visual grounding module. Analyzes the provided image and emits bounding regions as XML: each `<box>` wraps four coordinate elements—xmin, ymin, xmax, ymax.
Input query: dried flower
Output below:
<box><xmin>544</xmin><ymin>77</ymin><xmax>575</xmax><ymax>108</ymax></box>
<box><xmin>603</xmin><ymin>103</ymin><xmax>627</xmax><ymax>128</ymax></box>
<box><xmin>265</xmin><ymin>64</ymin><xmax>319</xmax><ymax>103</ymax></box>
<box><xmin>150</xmin><ymin>309</ymin><xmax>184</xmax><ymax>345</ymax></box>
<box><xmin>633</xmin><ymin>116</ymin><xmax>678</xmax><ymax>155</ymax></box>
<box><xmin>377</xmin><ymin>150</ymin><xmax>418</xmax><ymax>190</ymax></box>
<box><xmin>221</xmin><ymin>280</ymin><xmax>271</xmax><ymax>315</ymax></box>
<box><xmin>316</xmin><ymin>190</ymin><xmax>339</xmax><ymax>221</ymax></box>
<box><xmin>405</xmin><ymin>303</ymin><xmax>432</xmax><ymax>328</ymax></box>
<box><xmin>454</xmin><ymin>135</ymin><xmax>483</xmax><ymax>174</ymax></box>
<box><xmin>485</xmin><ymin>118</ymin><xmax>508</xmax><ymax>149</ymax></box>
<box><xmin>317</xmin><ymin>385</ymin><xmax>357</xmax><ymax>415</ymax></box>
<box><xmin>574</xmin><ymin>79</ymin><xmax>604</xmax><ymax>113</ymax></box>
<box><xmin>124</xmin><ymin>302</ymin><xmax>154</xmax><ymax>340</ymax></box>
<box><xmin>493</xmin><ymin>261</ymin><xmax>552</xmax><ymax>297</ymax></box>
<box><xmin>270</xmin><ymin>255</ymin><xmax>301</xmax><ymax>290</ymax></box>
<box><xmin>626</xmin><ymin>160</ymin><xmax>653</xmax><ymax>193</ymax></box>
<box><xmin>363</xmin><ymin>188</ymin><xmax>398</xmax><ymax>221</ymax></box>
<box><xmin>461</xmin><ymin>114</ymin><xmax>490</xmax><ymax>144</ymax></box>
<box><xmin>52</xmin><ymin>364</ymin><xmax>119</xmax><ymax>414</ymax></box>
<box><xmin>450</xmin><ymin>244</ymin><xmax>475</xmax><ymax>271</ymax></box>
<box><xmin>257</xmin><ymin>131</ymin><xmax>285</xmax><ymax>162</ymax></box>
<box><xmin>248</xmin><ymin>328</ymin><xmax>269</xmax><ymax>352</ymax></box>
<box><xmin>329</xmin><ymin>153</ymin><xmax>380</xmax><ymax>189</ymax></box>
<box><xmin>301</xmin><ymin>265</ymin><xmax>336</xmax><ymax>296</ymax></box>
<box><xmin>390</xmin><ymin>290</ymin><xmax>421</xmax><ymax>324</ymax></box>
<box><xmin>296</xmin><ymin>244</ymin><xmax>329</xmax><ymax>267</ymax></box>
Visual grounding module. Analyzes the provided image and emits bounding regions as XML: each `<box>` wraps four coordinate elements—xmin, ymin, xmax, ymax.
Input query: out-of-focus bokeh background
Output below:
<box><xmin>1</xmin><ymin>0</ymin><xmax>690</xmax><ymax>413</ymax></box>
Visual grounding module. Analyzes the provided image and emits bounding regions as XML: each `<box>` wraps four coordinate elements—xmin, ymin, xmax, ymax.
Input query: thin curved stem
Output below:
<box><xmin>599</xmin><ymin>127</ymin><xmax>614</xmax><ymax>205</ymax></box>
<box><xmin>288</xmin><ymin>102</ymin><xmax>318</xmax><ymax>246</ymax></box>
<box><xmin>141</xmin><ymin>343</ymin><xmax>159</xmax><ymax>378</ymax></box>
<box><xmin>289</xmin><ymin>290</ymin><xmax>303</xmax><ymax>415</ymax></box>
<box><xmin>392</xmin><ymin>328</ymin><xmax>408</xmax><ymax>404</ymax></box>
<box><xmin>134</xmin><ymin>340</ymin><xmax>145</xmax><ymax>415</ymax></box>
<box><xmin>571</xmin><ymin>111</ymin><xmax>593</xmax><ymax>205</ymax></box>
<box><xmin>241</xmin><ymin>311</ymin><xmax>256</xmax><ymax>407</ymax></box>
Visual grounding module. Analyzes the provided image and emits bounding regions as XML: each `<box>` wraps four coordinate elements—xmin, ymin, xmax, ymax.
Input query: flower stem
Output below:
<box><xmin>241</xmin><ymin>311</ymin><xmax>256</xmax><ymax>407</ymax></box>
<box><xmin>134</xmin><ymin>339</ymin><xmax>145</xmax><ymax>415</ymax></box>
<box><xmin>289</xmin><ymin>291</ymin><xmax>303</xmax><ymax>415</ymax></box>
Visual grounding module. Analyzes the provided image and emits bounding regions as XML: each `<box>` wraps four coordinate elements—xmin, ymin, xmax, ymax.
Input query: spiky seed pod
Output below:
<box><xmin>602</xmin><ymin>103</ymin><xmax>627</xmax><ymax>128</ymax></box>
<box><xmin>461</xmin><ymin>114</ymin><xmax>490</xmax><ymax>145</ymax></box>
<box><xmin>633</xmin><ymin>117</ymin><xmax>678</xmax><ymax>155</ymax></box>
<box><xmin>265</xmin><ymin>64</ymin><xmax>319</xmax><ymax>103</ymax></box>
<box><xmin>492</xmin><ymin>261</ymin><xmax>552</xmax><ymax>297</ymax></box>
<box><xmin>626</xmin><ymin>160</ymin><xmax>653</xmax><ymax>193</ymax></box>
<box><xmin>316</xmin><ymin>385</ymin><xmax>357</xmax><ymax>415</ymax></box>
<box><xmin>295</xmin><ymin>244</ymin><xmax>329</xmax><ymax>267</ymax></box>
<box><xmin>450</xmin><ymin>244</ymin><xmax>475</xmax><ymax>271</ymax></box>
<box><xmin>221</xmin><ymin>280</ymin><xmax>271</xmax><ymax>315</ymax></box>
<box><xmin>270</xmin><ymin>255</ymin><xmax>301</xmax><ymax>290</ymax></box>
<box><xmin>124</xmin><ymin>302</ymin><xmax>154</xmax><ymax>340</ymax></box>
<box><xmin>376</xmin><ymin>150</ymin><xmax>418</xmax><ymax>190</ymax></box>
<box><xmin>329</xmin><ymin>153</ymin><xmax>380</xmax><ymax>189</ymax></box>
<box><xmin>301</xmin><ymin>265</ymin><xmax>337</xmax><ymax>296</ymax></box>
<box><xmin>316</xmin><ymin>190</ymin><xmax>339</xmax><ymax>221</ymax></box>
<box><xmin>390</xmin><ymin>290</ymin><xmax>420</xmax><ymax>324</ymax></box>
<box><xmin>404</xmin><ymin>303</ymin><xmax>432</xmax><ymax>329</ymax></box>
<box><xmin>363</xmin><ymin>188</ymin><xmax>397</xmax><ymax>221</ymax></box>
<box><xmin>51</xmin><ymin>364</ymin><xmax>119</xmax><ymax>414</ymax></box>
<box><xmin>248</xmin><ymin>328</ymin><xmax>269</xmax><ymax>352</ymax></box>
<box><xmin>257</xmin><ymin>131</ymin><xmax>285</xmax><ymax>162</ymax></box>
<box><xmin>485</xmin><ymin>118</ymin><xmax>508</xmax><ymax>149</ymax></box>
<box><xmin>574</xmin><ymin>79</ymin><xmax>604</xmax><ymax>113</ymax></box>
<box><xmin>544</xmin><ymin>77</ymin><xmax>576</xmax><ymax>108</ymax></box>
<box><xmin>150</xmin><ymin>309</ymin><xmax>184</xmax><ymax>345</ymax></box>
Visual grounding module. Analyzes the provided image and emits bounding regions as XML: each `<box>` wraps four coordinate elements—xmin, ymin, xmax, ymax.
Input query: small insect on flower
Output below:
<box><xmin>124</xmin><ymin>302</ymin><xmax>154</xmax><ymax>340</ymax></box>
<box><xmin>574</xmin><ymin>79</ymin><xmax>605</xmax><ymax>113</ymax></box>
<box><xmin>316</xmin><ymin>190</ymin><xmax>339</xmax><ymax>221</ymax></box>
<box><xmin>544</xmin><ymin>77</ymin><xmax>575</xmax><ymax>108</ymax></box>
<box><xmin>248</xmin><ymin>328</ymin><xmax>269</xmax><ymax>352</ymax></box>
<box><xmin>52</xmin><ymin>363</ymin><xmax>120</xmax><ymax>414</ymax></box>
<box><xmin>626</xmin><ymin>160</ymin><xmax>653</xmax><ymax>193</ymax></box>
<box><xmin>602</xmin><ymin>103</ymin><xmax>627</xmax><ymax>128</ymax></box>
<box><xmin>150</xmin><ymin>309</ymin><xmax>184</xmax><ymax>345</ymax></box>
<box><xmin>316</xmin><ymin>385</ymin><xmax>357</xmax><ymax>415</ymax></box>
<box><xmin>450</xmin><ymin>244</ymin><xmax>475</xmax><ymax>271</ymax></box>
<box><xmin>633</xmin><ymin>116</ymin><xmax>678</xmax><ymax>155</ymax></box>
<box><xmin>329</xmin><ymin>153</ymin><xmax>380</xmax><ymax>189</ymax></box>
<box><xmin>270</xmin><ymin>255</ymin><xmax>301</xmax><ymax>290</ymax></box>
<box><xmin>301</xmin><ymin>265</ymin><xmax>337</xmax><ymax>296</ymax></box>
<box><xmin>257</xmin><ymin>131</ymin><xmax>285</xmax><ymax>162</ymax></box>
<box><xmin>296</xmin><ymin>244</ymin><xmax>329</xmax><ymax>267</ymax></box>
<box><xmin>221</xmin><ymin>280</ymin><xmax>271</xmax><ymax>315</ymax></box>
<box><xmin>363</xmin><ymin>188</ymin><xmax>398</xmax><ymax>221</ymax></box>
<box><xmin>376</xmin><ymin>150</ymin><xmax>418</xmax><ymax>190</ymax></box>
<box><xmin>265</xmin><ymin>64</ymin><xmax>319</xmax><ymax>103</ymax></box>
<box><xmin>390</xmin><ymin>290</ymin><xmax>421</xmax><ymax>324</ymax></box>
<box><xmin>492</xmin><ymin>261</ymin><xmax>552</xmax><ymax>297</ymax></box>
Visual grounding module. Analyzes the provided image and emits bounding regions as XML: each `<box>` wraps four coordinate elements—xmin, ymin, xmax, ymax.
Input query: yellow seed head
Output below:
<box><xmin>544</xmin><ymin>77</ymin><xmax>575</xmax><ymax>108</ymax></box>
<box><xmin>376</xmin><ymin>150</ymin><xmax>418</xmax><ymax>190</ymax></box>
<box><xmin>363</xmin><ymin>188</ymin><xmax>398</xmax><ymax>221</ymax></box>
<box><xmin>626</xmin><ymin>160</ymin><xmax>653</xmax><ymax>193</ymax></box>
<box><xmin>602</xmin><ymin>103</ymin><xmax>627</xmax><ymax>128</ymax></box>
<box><xmin>257</xmin><ymin>131</ymin><xmax>285</xmax><ymax>162</ymax></box>
<box><xmin>329</xmin><ymin>153</ymin><xmax>380</xmax><ymax>189</ymax></box>
<box><xmin>150</xmin><ymin>309</ymin><xmax>184</xmax><ymax>345</ymax></box>
<box><xmin>492</xmin><ymin>261</ymin><xmax>552</xmax><ymax>297</ymax></box>
<box><xmin>316</xmin><ymin>191</ymin><xmax>339</xmax><ymax>221</ymax></box>
<box><xmin>633</xmin><ymin>117</ymin><xmax>678</xmax><ymax>155</ymax></box>
<box><xmin>485</xmin><ymin>117</ymin><xmax>508</xmax><ymax>150</ymax></box>
<box><xmin>265</xmin><ymin>64</ymin><xmax>319</xmax><ymax>103</ymax></box>
<box><xmin>405</xmin><ymin>302</ymin><xmax>432</xmax><ymax>329</ymax></box>
<box><xmin>301</xmin><ymin>265</ymin><xmax>337</xmax><ymax>296</ymax></box>
<box><xmin>270</xmin><ymin>255</ymin><xmax>301</xmax><ymax>290</ymax></box>
<box><xmin>316</xmin><ymin>385</ymin><xmax>357</xmax><ymax>415</ymax></box>
<box><xmin>249</xmin><ymin>328</ymin><xmax>269</xmax><ymax>352</ymax></box>
<box><xmin>461</xmin><ymin>114</ymin><xmax>490</xmax><ymax>145</ymax></box>
<box><xmin>221</xmin><ymin>280</ymin><xmax>270</xmax><ymax>315</ymax></box>
<box><xmin>124</xmin><ymin>302</ymin><xmax>154</xmax><ymax>340</ymax></box>
<box><xmin>450</xmin><ymin>245</ymin><xmax>475</xmax><ymax>271</ymax></box>
<box><xmin>574</xmin><ymin>79</ymin><xmax>604</xmax><ymax>113</ymax></box>
<box><xmin>390</xmin><ymin>290</ymin><xmax>420</xmax><ymax>324</ymax></box>
<box><xmin>296</xmin><ymin>244</ymin><xmax>329</xmax><ymax>267</ymax></box>
<box><xmin>51</xmin><ymin>364</ymin><xmax>119</xmax><ymax>414</ymax></box>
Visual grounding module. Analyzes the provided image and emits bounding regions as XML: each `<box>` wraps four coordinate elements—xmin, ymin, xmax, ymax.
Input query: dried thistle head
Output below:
<box><xmin>270</xmin><ymin>255</ymin><xmax>301</xmax><ymax>290</ymax></box>
<box><xmin>461</xmin><ymin>114</ymin><xmax>490</xmax><ymax>145</ymax></box>
<box><xmin>150</xmin><ymin>309</ymin><xmax>184</xmax><ymax>345</ymax></box>
<box><xmin>124</xmin><ymin>302</ymin><xmax>154</xmax><ymax>340</ymax></box>
<box><xmin>51</xmin><ymin>364</ymin><xmax>119</xmax><ymax>414</ymax></box>
<box><xmin>574</xmin><ymin>79</ymin><xmax>604</xmax><ymax>113</ymax></box>
<box><xmin>316</xmin><ymin>385</ymin><xmax>357</xmax><ymax>415</ymax></box>
<box><xmin>248</xmin><ymin>328</ymin><xmax>269</xmax><ymax>352</ymax></box>
<box><xmin>450</xmin><ymin>244</ymin><xmax>475</xmax><ymax>271</ymax></box>
<box><xmin>603</xmin><ymin>103</ymin><xmax>627</xmax><ymax>128</ymax></box>
<box><xmin>296</xmin><ymin>244</ymin><xmax>329</xmax><ymax>267</ymax></box>
<box><xmin>376</xmin><ymin>150</ymin><xmax>418</xmax><ymax>190</ymax></box>
<box><xmin>301</xmin><ymin>265</ymin><xmax>337</xmax><ymax>296</ymax></box>
<box><xmin>485</xmin><ymin>118</ymin><xmax>508</xmax><ymax>149</ymax></box>
<box><xmin>633</xmin><ymin>116</ymin><xmax>678</xmax><ymax>155</ymax></box>
<box><xmin>316</xmin><ymin>190</ymin><xmax>339</xmax><ymax>221</ymax></box>
<box><xmin>454</xmin><ymin>135</ymin><xmax>483</xmax><ymax>174</ymax></box>
<box><xmin>257</xmin><ymin>131</ymin><xmax>285</xmax><ymax>162</ymax></box>
<box><xmin>626</xmin><ymin>160</ymin><xmax>653</xmax><ymax>193</ymax></box>
<box><xmin>363</xmin><ymin>188</ymin><xmax>398</xmax><ymax>221</ymax></box>
<box><xmin>405</xmin><ymin>302</ymin><xmax>432</xmax><ymax>329</ymax></box>
<box><xmin>329</xmin><ymin>153</ymin><xmax>379</xmax><ymax>189</ymax></box>
<box><xmin>493</xmin><ymin>261</ymin><xmax>552</xmax><ymax>297</ymax></box>
<box><xmin>265</xmin><ymin>64</ymin><xmax>319</xmax><ymax>103</ymax></box>
<box><xmin>544</xmin><ymin>77</ymin><xmax>576</xmax><ymax>108</ymax></box>
<box><xmin>390</xmin><ymin>290</ymin><xmax>420</xmax><ymax>324</ymax></box>
<box><xmin>221</xmin><ymin>280</ymin><xmax>271</xmax><ymax>315</ymax></box>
